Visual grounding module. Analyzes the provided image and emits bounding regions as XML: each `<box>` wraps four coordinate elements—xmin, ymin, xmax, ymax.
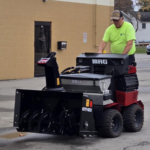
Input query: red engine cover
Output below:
<box><xmin>116</xmin><ymin>90</ymin><xmax>138</xmax><ymax>106</ymax></box>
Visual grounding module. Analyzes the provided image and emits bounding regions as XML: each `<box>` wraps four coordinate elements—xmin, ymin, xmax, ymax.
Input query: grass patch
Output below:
<box><xmin>135</xmin><ymin>46</ymin><xmax>146</xmax><ymax>54</ymax></box>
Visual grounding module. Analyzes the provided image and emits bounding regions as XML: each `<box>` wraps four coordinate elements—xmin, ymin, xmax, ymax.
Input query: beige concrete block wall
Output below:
<box><xmin>0</xmin><ymin>0</ymin><xmax>113</xmax><ymax>80</ymax></box>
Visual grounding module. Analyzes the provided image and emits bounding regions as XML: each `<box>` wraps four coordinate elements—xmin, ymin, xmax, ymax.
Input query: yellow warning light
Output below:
<box><xmin>86</xmin><ymin>99</ymin><xmax>90</xmax><ymax>107</ymax></box>
<box><xmin>57</xmin><ymin>78</ymin><xmax>60</xmax><ymax>85</ymax></box>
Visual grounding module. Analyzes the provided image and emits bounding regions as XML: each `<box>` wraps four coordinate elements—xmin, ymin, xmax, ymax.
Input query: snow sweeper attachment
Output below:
<box><xmin>14</xmin><ymin>52</ymin><xmax>144</xmax><ymax>138</ymax></box>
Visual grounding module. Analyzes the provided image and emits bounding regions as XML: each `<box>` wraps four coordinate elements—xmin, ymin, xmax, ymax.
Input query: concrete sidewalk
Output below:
<box><xmin>0</xmin><ymin>77</ymin><xmax>45</xmax><ymax>128</ymax></box>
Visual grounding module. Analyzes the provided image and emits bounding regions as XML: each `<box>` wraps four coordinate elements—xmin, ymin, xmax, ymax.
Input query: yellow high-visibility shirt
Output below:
<box><xmin>103</xmin><ymin>21</ymin><xmax>136</xmax><ymax>55</ymax></box>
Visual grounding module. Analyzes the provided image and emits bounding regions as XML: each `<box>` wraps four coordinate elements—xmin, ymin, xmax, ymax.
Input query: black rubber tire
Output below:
<box><xmin>123</xmin><ymin>104</ymin><xmax>144</xmax><ymax>132</ymax></box>
<box><xmin>100</xmin><ymin>109</ymin><xmax>123</xmax><ymax>138</ymax></box>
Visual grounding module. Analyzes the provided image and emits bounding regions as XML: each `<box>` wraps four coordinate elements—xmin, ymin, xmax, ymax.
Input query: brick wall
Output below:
<box><xmin>0</xmin><ymin>0</ymin><xmax>113</xmax><ymax>80</ymax></box>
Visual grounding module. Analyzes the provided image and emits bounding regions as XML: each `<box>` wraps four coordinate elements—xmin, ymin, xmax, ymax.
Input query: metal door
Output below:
<box><xmin>34</xmin><ymin>22</ymin><xmax>51</xmax><ymax>76</ymax></box>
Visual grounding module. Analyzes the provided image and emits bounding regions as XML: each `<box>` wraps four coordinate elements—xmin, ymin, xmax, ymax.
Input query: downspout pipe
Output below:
<box><xmin>94</xmin><ymin>0</ymin><xmax>99</xmax><ymax>47</ymax></box>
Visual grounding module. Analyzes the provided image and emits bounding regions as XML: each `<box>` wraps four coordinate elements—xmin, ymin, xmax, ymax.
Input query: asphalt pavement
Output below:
<box><xmin>0</xmin><ymin>54</ymin><xmax>150</xmax><ymax>150</ymax></box>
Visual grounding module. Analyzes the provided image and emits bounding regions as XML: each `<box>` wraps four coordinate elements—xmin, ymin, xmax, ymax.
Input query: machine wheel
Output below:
<box><xmin>123</xmin><ymin>104</ymin><xmax>144</xmax><ymax>132</ymax></box>
<box><xmin>100</xmin><ymin>109</ymin><xmax>123</xmax><ymax>138</ymax></box>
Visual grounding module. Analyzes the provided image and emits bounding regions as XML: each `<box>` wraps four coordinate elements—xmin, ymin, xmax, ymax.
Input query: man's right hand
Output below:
<box><xmin>98</xmin><ymin>47</ymin><xmax>102</xmax><ymax>53</ymax></box>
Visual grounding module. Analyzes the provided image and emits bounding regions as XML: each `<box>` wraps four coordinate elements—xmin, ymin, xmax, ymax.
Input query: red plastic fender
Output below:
<box><xmin>135</xmin><ymin>100</ymin><xmax>144</xmax><ymax>110</ymax></box>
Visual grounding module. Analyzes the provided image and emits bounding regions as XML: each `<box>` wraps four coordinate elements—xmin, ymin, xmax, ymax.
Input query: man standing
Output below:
<box><xmin>98</xmin><ymin>10</ymin><xmax>136</xmax><ymax>64</ymax></box>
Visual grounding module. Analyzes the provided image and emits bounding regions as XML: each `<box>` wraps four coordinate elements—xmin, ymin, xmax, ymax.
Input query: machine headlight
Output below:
<box><xmin>99</xmin><ymin>79</ymin><xmax>111</xmax><ymax>94</ymax></box>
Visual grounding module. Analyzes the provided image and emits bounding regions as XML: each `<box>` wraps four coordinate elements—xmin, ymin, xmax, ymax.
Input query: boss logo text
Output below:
<box><xmin>92</xmin><ymin>59</ymin><xmax>108</xmax><ymax>64</ymax></box>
